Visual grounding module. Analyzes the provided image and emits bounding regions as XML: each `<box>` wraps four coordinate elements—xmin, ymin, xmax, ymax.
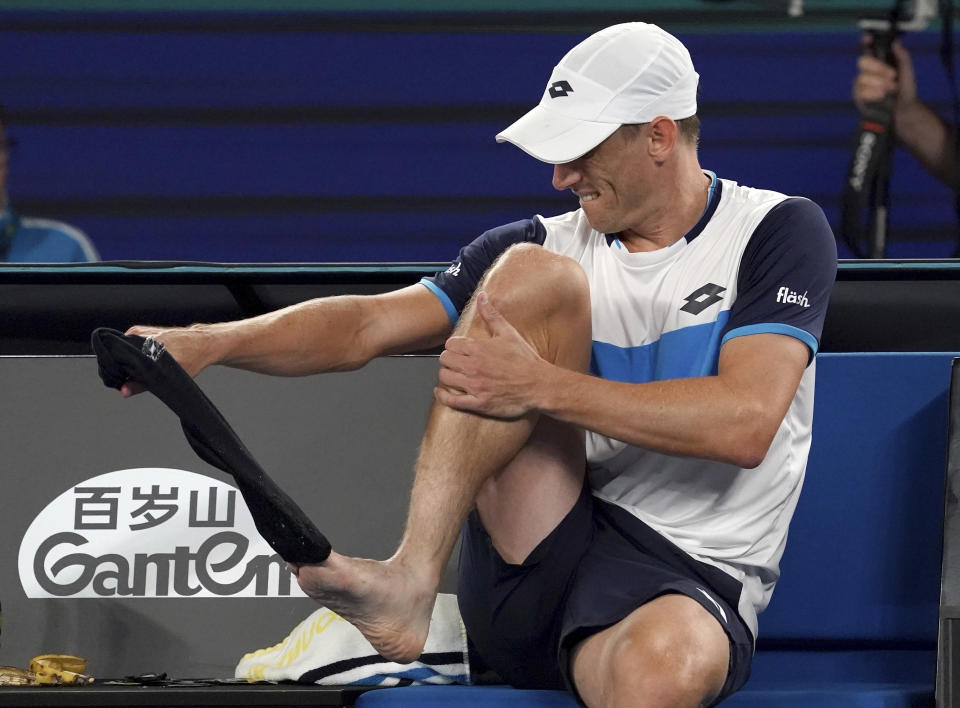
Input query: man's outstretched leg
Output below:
<box><xmin>293</xmin><ymin>243</ymin><xmax>592</xmax><ymax>662</ymax></box>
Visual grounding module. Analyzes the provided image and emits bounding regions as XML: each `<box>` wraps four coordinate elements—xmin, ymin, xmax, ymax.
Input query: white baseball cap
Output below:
<box><xmin>496</xmin><ymin>22</ymin><xmax>699</xmax><ymax>164</ymax></box>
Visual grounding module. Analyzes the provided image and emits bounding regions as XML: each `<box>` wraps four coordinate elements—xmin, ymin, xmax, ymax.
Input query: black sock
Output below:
<box><xmin>91</xmin><ymin>327</ymin><xmax>331</xmax><ymax>564</ymax></box>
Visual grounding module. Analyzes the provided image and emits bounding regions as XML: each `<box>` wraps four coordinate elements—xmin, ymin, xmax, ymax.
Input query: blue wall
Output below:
<box><xmin>762</xmin><ymin>352</ymin><xmax>950</xmax><ymax>643</ymax></box>
<box><xmin>2</xmin><ymin>13</ymin><xmax>958</xmax><ymax>262</ymax></box>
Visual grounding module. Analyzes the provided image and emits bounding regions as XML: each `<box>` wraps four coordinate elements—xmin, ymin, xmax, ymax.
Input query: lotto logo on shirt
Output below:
<box><xmin>18</xmin><ymin>468</ymin><xmax>306</xmax><ymax>599</ymax></box>
<box><xmin>775</xmin><ymin>287</ymin><xmax>810</xmax><ymax>308</ymax></box>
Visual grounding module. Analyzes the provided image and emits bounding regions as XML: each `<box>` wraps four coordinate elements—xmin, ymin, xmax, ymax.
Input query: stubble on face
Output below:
<box><xmin>573</xmin><ymin>129</ymin><xmax>651</xmax><ymax>236</ymax></box>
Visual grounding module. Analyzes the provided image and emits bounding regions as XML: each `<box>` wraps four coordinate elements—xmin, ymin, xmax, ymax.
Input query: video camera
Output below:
<box><xmin>859</xmin><ymin>0</ymin><xmax>939</xmax><ymax>35</ymax></box>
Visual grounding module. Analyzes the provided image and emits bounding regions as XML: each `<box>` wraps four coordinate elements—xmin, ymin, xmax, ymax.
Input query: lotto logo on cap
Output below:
<box><xmin>496</xmin><ymin>22</ymin><xmax>699</xmax><ymax>164</ymax></box>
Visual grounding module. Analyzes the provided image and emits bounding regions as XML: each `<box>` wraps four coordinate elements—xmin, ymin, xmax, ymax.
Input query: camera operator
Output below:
<box><xmin>853</xmin><ymin>36</ymin><xmax>959</xmax><ymax>190</ymax></box>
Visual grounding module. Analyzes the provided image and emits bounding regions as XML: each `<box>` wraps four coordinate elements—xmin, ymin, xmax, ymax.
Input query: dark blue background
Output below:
<box><xmin>2</xmin><ymin>15</ymin><xmax>957</xmax><ymax>262</ymax></box>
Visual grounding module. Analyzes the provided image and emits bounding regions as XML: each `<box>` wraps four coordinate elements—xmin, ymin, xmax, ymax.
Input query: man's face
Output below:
<box><xmin>550</xmin><ymin>126</ymin><xmax>655</xmax><ymax>236</ymax></box>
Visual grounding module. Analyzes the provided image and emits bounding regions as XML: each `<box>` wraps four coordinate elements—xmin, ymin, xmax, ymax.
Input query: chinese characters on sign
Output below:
<box><xmin>73</xmin><ymin>485</ymin><xmax>236</xmax><ymax>531</ymax></box>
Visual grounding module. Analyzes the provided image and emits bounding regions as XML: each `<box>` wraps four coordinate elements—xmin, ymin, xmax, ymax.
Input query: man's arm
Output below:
<box><xmin>894</xmin><ymin>100</ymin><xmax>957</xmax><ymax>189</ymax></box>
<box><xmin>436</xmin><ymin>295</ymin><xmax>808</xmax><ymax>469</ymax></box>
<box><xmin>123</xmin><ymin>284</ymin><xmax>452</xmax><ymax>394</ymax></box>
<box><xmin>537</xmin><ymin>333</ymin><xmax>808</xmax><ymax>468</ymax></box>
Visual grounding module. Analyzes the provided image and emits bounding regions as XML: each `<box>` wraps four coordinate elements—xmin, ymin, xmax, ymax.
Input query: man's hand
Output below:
<box><xmin>120</xmin><ymin>324</ymin><xmax>211</xmax><ymax>397</ymax></box>
<box><xmin>853</xmin><ymin>38</ymin><xmax>917</xmax><ymax>116</ymax></box>
<box><xmin>435</xmin><ymin>292</ymin><xmax>547</xmax><ymax>419</ymax></box>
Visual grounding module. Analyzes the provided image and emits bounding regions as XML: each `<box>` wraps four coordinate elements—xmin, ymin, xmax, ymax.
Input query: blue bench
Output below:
<box><xmin>356</xmin><ymin>352</ymin><xmax>949</xmax><ymax>707</ymax></box>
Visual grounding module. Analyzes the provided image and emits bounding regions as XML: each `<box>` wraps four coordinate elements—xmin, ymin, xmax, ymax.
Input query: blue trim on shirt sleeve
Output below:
<box><xmin>419</xmin><ymin>278</ymin><xmax>459</xmax><ymax>325</ymax></box>
<box><xmin>721</xmin><ymin>323</ymin><xmax>819</xmax><ymax>354</ymax></box>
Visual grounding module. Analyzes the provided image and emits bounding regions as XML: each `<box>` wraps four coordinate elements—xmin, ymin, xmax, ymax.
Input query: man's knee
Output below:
<box><xmin>462</xmin><ymin>243</ymin><xmax>591</xmax><ymax>367</ymax></box>
<box><xmin>573</xmin><ymin>596</ymin><xmax>730</xmax><ymax>708</ymax></box>
<box><xmin>480</xmin><ymin>243</ymin><xmax>590</xmax><ymax>324</ymax></box>
<box><xmin>610</xmin><ymin>628</ymin><xmax>724</xmax><ymax>707</ymax></box>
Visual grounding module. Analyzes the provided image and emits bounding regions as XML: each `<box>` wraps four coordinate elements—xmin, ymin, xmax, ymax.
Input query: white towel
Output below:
<box><xmin>235</xmin><ymin>593</ymin><xmax>471</xmax><ymax>687</ymax></box>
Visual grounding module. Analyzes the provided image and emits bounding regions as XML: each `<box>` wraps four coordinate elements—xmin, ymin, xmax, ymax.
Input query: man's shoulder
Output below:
<box><xmin>718</xmin><ymin>178</ymin><xmax>791</xmax><ymax>209</ymax></box>
<box><xmin>715</xmin><ymin>180</ymin><xmax>830</xmax><ymax>242</ymax></box>
<box><xmin>537</xmin><ymin>208</ymin><xmax>599</xmax><ymax>239</ymax></box>
<box><xmin>19</xmin><ymin>215</ymin><xmax>88</xmax><ymax>239</ymax></box>
<box><xmin>15</xmin><ymin>216</ymin><xmax>99</xmax><ymax>262</ymax></box>
<box><xmin>534</xmin><ymin>208</ymin><xmax>610</xmax><ymax>258</ymax></box>
<box><xmin>719</xmin><ymin>179</ymin><xmax>825</xmax><ymax>217</ymax></box>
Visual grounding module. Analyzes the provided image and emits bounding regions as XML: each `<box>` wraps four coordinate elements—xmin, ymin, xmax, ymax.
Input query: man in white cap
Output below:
<box><xmin>121</xmin><ymin>23</ymin><xmax>836</xmax><ymax>707</ymax></box>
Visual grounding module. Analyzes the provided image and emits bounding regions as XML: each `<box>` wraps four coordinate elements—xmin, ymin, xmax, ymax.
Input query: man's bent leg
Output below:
<box><xmin>571</xmin><ymin>595</ymin><xmax>730</xmax><ymax>708</ymax></box>
<box><xmin>295</xmin><ymin>243</ymin><xmax>592</xmax><ymax>662</ymax></box>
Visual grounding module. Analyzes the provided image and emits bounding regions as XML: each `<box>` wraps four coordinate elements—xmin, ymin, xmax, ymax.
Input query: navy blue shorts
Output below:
<box><xmin>457</xmin><ymin>483</ymin><xmax>754</xmax><ymax>704</ymax></box>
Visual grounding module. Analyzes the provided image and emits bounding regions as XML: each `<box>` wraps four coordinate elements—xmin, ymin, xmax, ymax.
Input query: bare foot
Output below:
<box><xmin>292</xmin><ymin>551</ymin><xmax>437</xmax><ymax>663</ymax></box>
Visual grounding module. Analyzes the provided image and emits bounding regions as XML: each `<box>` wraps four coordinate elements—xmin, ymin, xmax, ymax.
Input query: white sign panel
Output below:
<box><xmin>19</xmin><ymin>468</ymin><xmax>307</xmax><ymax>599</ymax></box>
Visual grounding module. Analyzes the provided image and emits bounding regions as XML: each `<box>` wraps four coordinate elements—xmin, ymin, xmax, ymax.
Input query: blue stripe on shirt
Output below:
<box><xmin>591</xmin><ymin>312</ymin><xmax>731</xmax><ymax>383</ymax></box>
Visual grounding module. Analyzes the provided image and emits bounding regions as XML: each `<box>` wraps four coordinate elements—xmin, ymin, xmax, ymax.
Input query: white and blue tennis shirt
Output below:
<box><xmin>421</xmin><ymin>173</ymin><xmax>838</xmax><ymax>639</ymax></box>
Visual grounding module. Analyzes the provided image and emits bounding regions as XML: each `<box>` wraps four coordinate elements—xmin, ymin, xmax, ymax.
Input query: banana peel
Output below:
<box><xmin>0</xmin><ymin>666</ymin><xmax>36</xmax><ymax>686</ymax></box>
<box><xmin>0</xmin><ymin>655</ymin><xmax>94</xmax><ymax>686</ymax></box>
<box><xmin>30</xmin><ymin>654</ymin><xmax>94</xmax><ymax>685</ymax></box>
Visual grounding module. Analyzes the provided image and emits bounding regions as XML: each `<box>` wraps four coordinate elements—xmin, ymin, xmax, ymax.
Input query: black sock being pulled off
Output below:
<box><xmin>91</xmin><ymin>327</ymin><xmax>331</xmax><ymax>564</ymax></box>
